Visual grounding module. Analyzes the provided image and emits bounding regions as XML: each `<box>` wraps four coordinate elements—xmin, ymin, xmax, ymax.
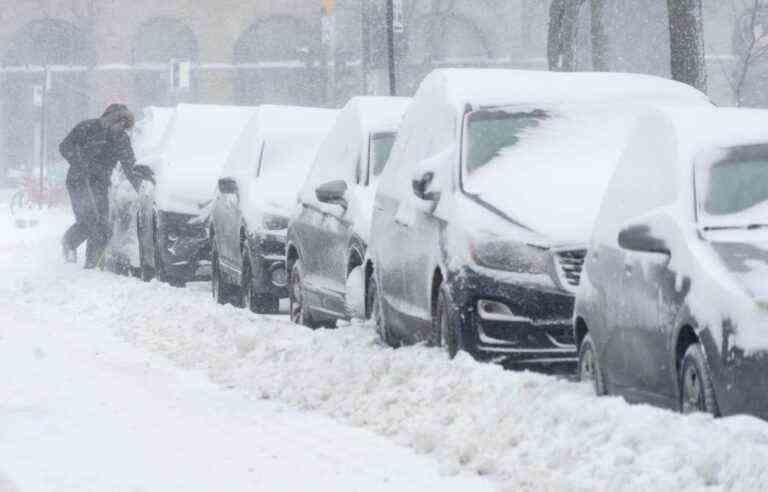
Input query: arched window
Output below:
<box><xmin>2</xmin><ymin>19</ymin><xmax>94</xmax><ymax>174</ymax></box>
<box><xmin>402</xmin><ymin>13</ymin><xmax>491</xmax><ymax>93</ymax></box>
<box><xmin>132</xmin><ymin>17</ymin><xmax>198</xmax><ymax>107</ymax></box>
<box><xmin>233</xmin><ymin>15</ymin><xmax>321</xmax><ymax>106</ymax></box>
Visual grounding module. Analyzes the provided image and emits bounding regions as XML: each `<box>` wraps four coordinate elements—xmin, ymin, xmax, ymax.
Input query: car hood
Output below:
<box><xmin>712</xmin><ymin>240</ymin><xmax>768</xmax><ymax>299</ymax></box>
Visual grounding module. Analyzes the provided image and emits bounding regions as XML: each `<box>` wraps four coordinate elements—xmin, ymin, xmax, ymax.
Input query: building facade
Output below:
<box><xmin>0</xmin><ymin>0</ymin><xmax>749</xmax><ymax>183</ymax></box>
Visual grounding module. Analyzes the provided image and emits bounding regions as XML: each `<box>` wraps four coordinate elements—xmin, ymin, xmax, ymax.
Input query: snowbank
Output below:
<box><xmin>7</xmin><ymin>212</ymin><xmax>768</xmax><ymax>491</ymax></box>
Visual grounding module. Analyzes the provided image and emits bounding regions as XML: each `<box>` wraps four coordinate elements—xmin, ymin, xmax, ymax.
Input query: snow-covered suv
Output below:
<box><xmin>367</xmin><ymin>68</ymin><xmax>710</xmax><ymax>364</ymax></box>
<box><xmin>575</xmin><ymin>106</ymin><xmax>768</xmax><ymax>419</ymax></box>
<box><xmin>286</xmin><ymin>96</ymin><xmax>410</xmax><ymax>327</ymax></box>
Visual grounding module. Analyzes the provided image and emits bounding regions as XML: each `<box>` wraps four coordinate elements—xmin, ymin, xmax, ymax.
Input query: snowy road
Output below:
<box><xmin>0</xmin><ymin>211</ymin><xmax>489</xmax><ymax>491</ymax></box>
<box><xmin>4</xmin><ymin>209</ymin><xmax>768</xmax><ymax>491</ymax></box>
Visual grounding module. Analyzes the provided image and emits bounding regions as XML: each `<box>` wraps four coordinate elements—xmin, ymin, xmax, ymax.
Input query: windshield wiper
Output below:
<box><xmin>703</xmin><ymin>224</ymin><xmax>768</xmax><ymax>231</ymax></box>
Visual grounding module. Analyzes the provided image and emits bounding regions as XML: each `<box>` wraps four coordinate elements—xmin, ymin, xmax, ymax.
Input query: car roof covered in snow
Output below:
<box><xmin>654</xmin><ymin>105</ymin><xmax>768</xmax><ymax>161</ymax></box>
<box><xmin>421</xmin><ymin>68</ymin><xmax>711</xmax><ymax>110</ymax></box>
<box><xmin>153</xmin><ymin>104</ymin><xmax>258</xmax><ymax>214</ymax></box>
<box><xmin>222</xmin><ymin>105</ymin><xmax>339</xmax><ymax>227</ymax></box>
<box><xmin>342</xmin><ymin>96</ymin><xmax>412</xmax><ymax>134</ymax></box>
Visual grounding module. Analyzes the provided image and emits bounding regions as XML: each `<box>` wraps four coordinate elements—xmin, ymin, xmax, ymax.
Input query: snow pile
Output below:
<box><xmin>6</xmin><ymin>213</ymin><xmax>768</xmax><ymax>491</ymax></box>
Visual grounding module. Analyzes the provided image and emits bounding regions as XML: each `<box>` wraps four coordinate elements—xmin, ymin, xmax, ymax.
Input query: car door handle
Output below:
<box><xmin>394</xmin><ymin>216</ymin><xmax>409</xmax><ymax>227</ymax></box>
<box><xmin>624</xmin><ymin>264</ymin><xmax>633</xmax><ymax>275</ymax></box>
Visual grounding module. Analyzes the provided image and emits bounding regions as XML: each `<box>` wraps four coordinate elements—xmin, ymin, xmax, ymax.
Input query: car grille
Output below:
<box><xmin>554</xmin><ymin>249</ymin><xmax>587</xmax><ymax>292</ymax></box>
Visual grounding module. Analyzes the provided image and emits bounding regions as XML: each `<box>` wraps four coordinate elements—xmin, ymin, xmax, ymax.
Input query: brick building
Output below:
<box><xmin>0</xmin><ymin>1</ymin><xmax>746</xmax><ymax>183</ymax></box>
<box><xmin>0</xmin><ymin>0</ymin><xmax>553</xmax><ymax>182</ymax></box>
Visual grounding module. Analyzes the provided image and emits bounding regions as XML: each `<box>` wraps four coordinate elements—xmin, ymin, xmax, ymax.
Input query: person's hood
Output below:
<box><xmin>711</xmin><ymin>239</ymin><xmax>768</xmax><ymax>300</ymax></box>
<box><xmin>100</xmin><ymin>105</ymin><xmax>135</xmax><ymax>131</ymax></box>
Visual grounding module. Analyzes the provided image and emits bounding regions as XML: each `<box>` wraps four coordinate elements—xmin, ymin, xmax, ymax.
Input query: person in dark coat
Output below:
<box><xmin>60</xmin><ymin>104</ymin><xmax>143</xmax><ymax>269</ymax></box>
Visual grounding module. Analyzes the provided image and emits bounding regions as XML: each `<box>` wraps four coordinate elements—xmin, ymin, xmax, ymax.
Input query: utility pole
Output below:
<box><xmin>361</xmin><ymin>0</ymin><xmax>371</xmax><ymax>94</ymax></box>
<box><xmin>36</xmin><ymin>67</ymin><xmax>51</xmax><ymax>204</ymax></box>
<box><xmin>385</xmin><ymin>0</ymin><xmax>396</xmax><ymax>95</ymax></box>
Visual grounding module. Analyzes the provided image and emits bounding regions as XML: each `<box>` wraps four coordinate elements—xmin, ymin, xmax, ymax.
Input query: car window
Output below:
<box><xmin>699</xmin><ymin>144</ymin><xmax>768</xmax><ymax>217</ymax></box>
<box><xmin>370</xmin><ymin>132</ymin><xmax>396</xmax><ymax>179</ymax></box>
<box><xmin>463</xmin><ymin>109</ymin><xmax>547</xmax><ymax>176</ymax></box>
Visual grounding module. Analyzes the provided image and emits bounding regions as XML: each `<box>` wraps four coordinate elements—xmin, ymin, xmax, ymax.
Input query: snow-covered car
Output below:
<box><xmin>367</xmin><ymin>68</ymin><xmax>711</xmax><ymax>363</ymax></box>
<box><xmin>287</xmin><ymin>96</ymin><xmax>410</xmax><ymax>327</ymax></box>
<box><xmin>575</xmin><ymin>106</ymin><xmax>768</xmax><ymax>419</ymax></box>
<box><xmin>210</xmin><ymin>105</ymin><xmax>338</xmax><ymax>313</ymax></box>
<box><xmin>105</xmin><ymin>106</ymin><xmax>174</xmax><ymax>275</ymax></box>
<box><xmin>136</xmin><ymin>104</ymin><xmax>257</xmax><ymax>286</ymax></box>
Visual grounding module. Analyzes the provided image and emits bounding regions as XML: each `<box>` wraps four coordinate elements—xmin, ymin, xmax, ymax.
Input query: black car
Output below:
<box><xmin>575</xmin><ymin>106</ymin><xmax>768</xmax><ymax>419</ymax></box>
<box><xmin>286</xmin><ymin>97</ymin><xmax>409</xmax><ymax>326</ymax></box>
<box><xmin>210</xmin><ymin>106</ymin><xmax>338</xmax><ymax>313</ymax></box>
<box><xmin>367</xmin><ymin>68</ymin><xmax>710</xmax><ymax>364</ymax></box>
<box><xmin>135</xmin><ymin>104</ymin><xmax>257</xmax><ymax>286</ymax></box>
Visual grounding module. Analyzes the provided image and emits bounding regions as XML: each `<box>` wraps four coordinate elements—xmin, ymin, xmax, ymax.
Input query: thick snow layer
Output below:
<box><xmin>153</xmin><ymin>104</ymin><xmax>258</xmax><ymax>214</ymax></box>
<box><xmin>0</xmin><ymin>211</ymin><xmax>489</xmax><ymax>492</ymax></box>
<box><xmin>463</xmin><ymin>104</ymin><xmax>651</xmax><ymax>244</ymax></box>
<box><xmin>422</xmin><ymin>69</ymin><xmax>710</xmax><ymax>111</ymax></box>
<box><xmin>8</xmin><ymin>210</ymin><xmax>768</xmax><ymax>491</ymax></box>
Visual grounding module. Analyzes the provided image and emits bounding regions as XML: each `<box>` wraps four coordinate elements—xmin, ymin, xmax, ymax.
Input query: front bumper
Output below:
<box><xmin>713</xmin><ymin>349</ymin><xmax>768</xmax><ymax>420</ymax></box>
<box><xmin>449</xmin><ymin>266</ymin><xmax>577</xmax><ymax>364</ymax></box>
<box><xmin>157</xmin><ymin>211</ymin><xmax>211</xmax><ymax>282</ymax></box>
<box><xmin>248</xmin><ymin>231</ymin><xmax>288</xmax><ymax>298</ymax></box>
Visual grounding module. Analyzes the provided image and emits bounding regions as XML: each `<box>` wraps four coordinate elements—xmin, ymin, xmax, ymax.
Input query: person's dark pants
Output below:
<box><xmin>63</xmin><ymin>174</ymin><xmax>111</xmax><ymax>269</ymax></box>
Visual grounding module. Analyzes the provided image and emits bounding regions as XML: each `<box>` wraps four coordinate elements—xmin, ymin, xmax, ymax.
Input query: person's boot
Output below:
<box><xmin>62</xmin><ymin>242</ymin><xmax>77</xmax><ymax>264</ymax></box>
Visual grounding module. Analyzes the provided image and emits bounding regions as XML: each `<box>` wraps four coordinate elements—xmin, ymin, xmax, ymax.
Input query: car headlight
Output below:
<box><xmin>469</xmin><ymin>239</ymin><xmax>550</xmax><ymax>274</ymax></box>
<box><xmin>263</xmin><ymin>214</ymin><xmax>289</xmax><ymax>231</ymax></box>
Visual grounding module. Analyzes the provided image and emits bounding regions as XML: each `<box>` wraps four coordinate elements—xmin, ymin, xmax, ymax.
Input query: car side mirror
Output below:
<box><xmin>618</xmin><ymin>224</ymin><xmax>670</xmax><ymax>255</ymax></box>
<box><xmin>412</xmin><ymin>171</ymin><xmax>441</xmax><ymax>202</ymax></box>
<box><xmin>134</xmin><ymin>164</ymin><xmax>155</xmax><ymax>183</ymax></box>
<box><xmin>218</xmin><ymin>177</ymin><xmax>238</xmax><ymax>195</ymax></box>
<box><xmin>316</xmin><ymin>180</ymin><xmax>348</xmax><ymax>208</ymax></box>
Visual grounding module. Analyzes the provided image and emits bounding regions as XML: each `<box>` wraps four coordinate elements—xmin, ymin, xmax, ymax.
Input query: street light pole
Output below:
<box><xmin>385</xmin><ymin>0</ymin><xmax>397</xmax><ymax>96</ymax></box>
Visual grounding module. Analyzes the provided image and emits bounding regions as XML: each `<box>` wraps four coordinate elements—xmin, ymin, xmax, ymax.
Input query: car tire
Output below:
<box><xmin>432</xmin><ymin>287</ymin><xmax>459</xmax><ymax>359</ymax></box>
<box><xmin>578</xmin><ymin>333</ymin><xmax>606</xmax><ymax>396</ymax></box>
<box><xmin>242</xmin><ymin>251</ymin><xmax>279</xmax><ymax>314</ymax></box>
<box><xmin>367</xmin><ymin>276</ymin><xmax>397</xmax><ymax>347</ymax></box>
<box><xmin>289</xmin><ymin>260</ymin><xmax>320</xmax><ymax>328</ymax></box>
<box><xmin>679</xmin><ymin>343</ymin><xmax>719</xmax><ymax>416</ymax></box>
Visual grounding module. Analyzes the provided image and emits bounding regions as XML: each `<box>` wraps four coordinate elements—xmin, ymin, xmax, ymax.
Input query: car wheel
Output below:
<box><xmin>367</xmin><ymin>276</ymin><xmax>396</xmax><ymax>347</ymax></box>
<box><xmin>432</xmin><ymin>288</ymin><xmax>459</xmax><ymax>359</ymax></box>
<box><xmin>680</xmin><ymin>343</ymin><xmax>719</xmax><ymax>416</ymax></box>
<box><xmin>289</xmin><ymin>260</ymin><xmax>319</xmax><ymax>328</ymax></box>
<box><xmin>578</xmin><ymin>333</ymin><xmax>606</xmax><ymax>395</ymax></box>
<box><xmin>242</xmin><ymin>252</ymin><xmax>279</xmax><ymax>314</ymax></box>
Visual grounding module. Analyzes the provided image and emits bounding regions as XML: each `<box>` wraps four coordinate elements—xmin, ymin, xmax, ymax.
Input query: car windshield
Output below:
<box><xmin>463</xmin><ymin>109</ymin><xmax>548</xmax><ymax>176</ymax></box>
<box><xmin>699</xmin><ymin>144</ymin><xmax>768</xmax><ymax>226</ymax></box>
<box><xmin>370</xmin><ymin>132</ymin><xmax>396</xmax><ymax>178</ymax></box>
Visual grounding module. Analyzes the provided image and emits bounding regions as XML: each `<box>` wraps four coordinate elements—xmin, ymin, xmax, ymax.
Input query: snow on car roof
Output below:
<box><xmin>653</xmin><ymin>105</ymin><xmax>768</xmax><ymax>161</ymax></box>
<box><xmin>154</xmin><ymin>104</ymin><xmax>258</xmax><ymax>214</ymax></box>
<box><xmin>423</xmin><ymin>68</ymin><xmax>711</xmax><ymax>110</ymax></box>
<box><xmin>344</xmin><ymin>96</ymin><xmax>412</xmax><ymax>134</ymax></box>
